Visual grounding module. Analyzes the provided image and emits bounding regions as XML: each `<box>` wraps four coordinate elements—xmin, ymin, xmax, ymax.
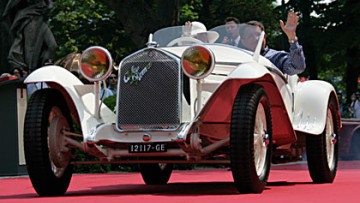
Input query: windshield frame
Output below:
<box><xmin>152</xmin><ymin>24</ymin><xmax>264</xmax><ymax>56</ymax></box>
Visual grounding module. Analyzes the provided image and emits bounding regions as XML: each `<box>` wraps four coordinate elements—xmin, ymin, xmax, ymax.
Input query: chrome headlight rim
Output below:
<box><xmin>79</xmin><ymin>46</ymin><xmax>113</xmax><ymax>82</ymax></box>
<box><xmin>181</xmin><ymin>45</ymin><xmax>215</xmax><ymax>80</ymax></box>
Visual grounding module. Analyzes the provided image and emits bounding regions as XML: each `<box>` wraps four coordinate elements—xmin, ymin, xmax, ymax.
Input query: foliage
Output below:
<box><xmin>179</xmin><ymin>0</ymin><xmax>201</xmax><ymax>23</ymax></box>
<box><xmin>202</xmin><ymin>0</ymin><xmax>278</xmax><ymax>30</ymax></box>
<box><xmin>103</xmin><ymin>94</ymin><xmax>117</xmax><ymax>112</ymax></box>
<box><xmin>276</xmin><ymin>0</ymin><xmax>360</xmax><ymax>103</ymax></box>
<box><xmin>320</xmin><ymin>0</ymin><xmax>360</xmax><ymax>102</ymax></box>
<box><xmin>50</xmin><ymin>0</ymin><xmax>136</xmax><ymax>62</ymax></box>
<box><xmin>100</xmin><ymin>0</ymin><xmax>180</xmax><ymax>48</ymax></box>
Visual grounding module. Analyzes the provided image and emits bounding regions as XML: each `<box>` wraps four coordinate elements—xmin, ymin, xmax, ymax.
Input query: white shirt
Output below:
<box><xmin>234</xmin><ymin>35</ymin><xmax>241</xmax><ymax>47</ymax></box>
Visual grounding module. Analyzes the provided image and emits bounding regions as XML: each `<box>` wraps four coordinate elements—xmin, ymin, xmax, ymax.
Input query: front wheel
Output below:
<box><xmin>139</xmin><ymin>163</ymin><xmax>173</xmax><ymax>185</ymax></box>
<box><xmin>24</xmin><ymin>89</ymin><xmax>73</xmax><ymax>196</ymax></box>
<box><xmin>230</xmin><ymin>85</ymin><xmax>272</xmax><ymax>194</ymax></box>
<box><xmin>306</xmin><ymin>99</ymin><xmax>339</xmax><ymax>183</ymax></box>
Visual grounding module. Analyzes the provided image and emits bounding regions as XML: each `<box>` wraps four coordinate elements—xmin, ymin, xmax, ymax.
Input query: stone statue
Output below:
<box><xmin>2</xmin><ymin>0</ymin><xmax>57</xmax><ymax>75</ymax></box>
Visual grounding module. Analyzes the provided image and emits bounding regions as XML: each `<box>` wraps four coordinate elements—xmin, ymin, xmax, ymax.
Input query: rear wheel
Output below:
<box><xmin>139</xmin><ymin>163</ymin><xmax>173</xmax><ymax>185</ymax></box>
<box><xmin>306</xmin><ymin>100</ymin><xmax>338</xmax><ymax>183</ymax></box>
<box><xmin>230</xmin><ymin>85</ymin><xmax>272</xmax><ymax>194</ymax></box>
<box><xmin>24</xmin><ymin>89</ymin><xmax>73</xmax><ymax>196</ymax></box>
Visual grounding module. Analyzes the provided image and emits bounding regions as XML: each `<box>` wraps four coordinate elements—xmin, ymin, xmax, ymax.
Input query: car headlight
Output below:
<box><xmin>79</xmin><ymin>46</ymin><xmax>113</xmax><ymax>82</ymax></box>
<box><xmin>181</xmin><ymin>45</ymin><xmax>215</xmax><ymax>79</ymax></box>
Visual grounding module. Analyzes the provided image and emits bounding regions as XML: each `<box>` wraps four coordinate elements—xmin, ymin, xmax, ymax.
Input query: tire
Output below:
<box><xmin>24</xmin><ymin>89</ymin><xmax>73</xmax><ymax>196</ymax></box>
<box><xmin>139</xmin><ymin>163</ymin><xmax>173</xmax><ymax>185</ymax></box>
<box><xmin>230</xmin><ymin>85</ymin><xmax>272</xmax><ymax>194</ymax></box>
<box><xmin>306</xmin><ymin>98</ymin><xmax>338</xmax><ymax>183</ymax></box>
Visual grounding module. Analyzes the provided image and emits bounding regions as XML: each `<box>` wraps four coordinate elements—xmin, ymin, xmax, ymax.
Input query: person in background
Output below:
<box><xmin>100</xmin><ymin>72</ymin><xmax>118</xmax><ymax>99</ymax></box>
<box><xmin>100</xmin><ymin>83</ymin><xmax>114</xmax><ymax>99</ymax></box>
<box><xmin>107</xmin><ymin>72</ymin><xmax>118</xmax><ymax>95</ymax></box>
<box><xmin>350</xmin><ymin>91</ymin><xmax>360</xmax><ymax>119</ymax></box>
<box><xmin>240</xmin><ymin>12</ymin><xmax>306</xmax><ymax>75</ymax></box>
<box><xmin>222</xmin><ymin>17</ymin><xmax>241</xmax><ymax>47</ymax></box>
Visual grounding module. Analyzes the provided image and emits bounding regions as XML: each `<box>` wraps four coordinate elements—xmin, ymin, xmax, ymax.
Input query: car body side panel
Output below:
<box><xmin>293</xmin><ymin>80</ymin><xmax>341</xmax><ymax>135</ymax></box>
<box><xmin>24</xmin><ymin>65</ymin><xmax>115</xmax><ymax>139</ymax></box>
<box><xmin>197</xmin><ymin>63</ymin><xmax>297</xmax><ymax>146</ymax></box>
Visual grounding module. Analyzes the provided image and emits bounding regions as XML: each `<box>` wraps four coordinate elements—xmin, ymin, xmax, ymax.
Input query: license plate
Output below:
<box><xmin>128</xmin><ymin>143</ymin><xmax>167</xmax><ymax>153</ymax></box>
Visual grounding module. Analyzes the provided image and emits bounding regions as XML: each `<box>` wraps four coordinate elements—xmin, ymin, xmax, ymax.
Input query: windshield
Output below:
<box><xmin>153</xmin><ymin>23</ymin><xmax>263</xmax><ymax>53</ymax></box>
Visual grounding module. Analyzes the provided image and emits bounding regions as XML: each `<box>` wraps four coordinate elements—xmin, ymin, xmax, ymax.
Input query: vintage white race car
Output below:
<box><xmin>23</xmin><ymin>24</ymin><xmax>341</xmax><ymax>196</ymax></box>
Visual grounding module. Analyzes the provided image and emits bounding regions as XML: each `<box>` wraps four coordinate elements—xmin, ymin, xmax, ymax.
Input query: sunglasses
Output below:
<box><xmin>109</xmin><ymin>76</ymin><xmax>117</xmax><ymax>80</ymax></box>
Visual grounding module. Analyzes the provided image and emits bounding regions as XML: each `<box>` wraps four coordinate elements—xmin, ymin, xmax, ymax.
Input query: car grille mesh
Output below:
<box><xmin>117</xmin><ymin>49</ymin><xmax>181</xmax><ymax>130</ymax></box>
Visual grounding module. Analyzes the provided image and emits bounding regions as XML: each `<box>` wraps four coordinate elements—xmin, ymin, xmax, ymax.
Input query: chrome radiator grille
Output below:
<box><xmin>117</xmin><ymin>48</ymin><xmax>181</xmax><ymax>130</ymax></box>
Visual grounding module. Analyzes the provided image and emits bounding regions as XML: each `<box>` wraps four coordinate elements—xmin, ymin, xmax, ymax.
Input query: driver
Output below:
<box><xmin>240</xmin><ymin>12</ymin><xmax>306</xmax><ymax>75</ymax></box>
<box><xmin>182</xmin><ymin>21</ymin><xmax>219</xmax><ymax>43</ymax></box>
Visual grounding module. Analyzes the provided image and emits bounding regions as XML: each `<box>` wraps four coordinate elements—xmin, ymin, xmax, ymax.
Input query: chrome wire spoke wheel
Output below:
<box><xmin>325</xmin><ymin>109</ymin><xmax>335</xmax><ymax>170</ymax></box>
<box><xmin>254</xmin><ymin>103</ymin><xmax>268</xmax><ymax>176</ymax></box>
<box><xmin>48</xmin><ymin>106</ymin><xmax>71</xmax><ymax>178</ymax></box>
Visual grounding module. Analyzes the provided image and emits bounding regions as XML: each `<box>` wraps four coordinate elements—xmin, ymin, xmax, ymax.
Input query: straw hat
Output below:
<box><xmin>190</xmin><ymin>21</ymin><xmax>219</xmax><ymax>43</ymax></box>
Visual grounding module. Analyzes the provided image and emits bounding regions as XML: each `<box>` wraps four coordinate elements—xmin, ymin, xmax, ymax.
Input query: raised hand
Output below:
<box><xmin>182</xmin><ymin>21</ymin><xmax>192</xmax><ymax>37</ymax></box>
<box><xmin>280</xmin><ymin>11</ymin><xmax>299</xmax><ymax>41</ymax></box>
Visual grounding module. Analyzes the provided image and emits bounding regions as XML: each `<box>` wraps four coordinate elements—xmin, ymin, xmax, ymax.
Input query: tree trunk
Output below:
<box><xmin>343</xmin><ymin>0</ymin><xmax>360</xmax><ymax>104</ymax></box>
<box><xmin>345</xmin><ymin>46</ymin><xmax>360</xmax><ymax>104</ymax></box>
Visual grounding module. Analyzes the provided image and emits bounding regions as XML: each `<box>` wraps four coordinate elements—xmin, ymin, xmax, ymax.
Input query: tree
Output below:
<box><xmin>50</xmin><ymin>0</ymin><xmax>135</xmax><ymax>62</ymax></box>
<box><xmin>276</xmin><ymin>0</ymin><xmax>323</xmax><ymax>80</ymax></box>
<box><xmin>309</xmin><ymin>0</ymin><xmax>360</xmax><ymax>104</ymax></box>
<box><xmin>325</xmin><ymin>0</ymin><xmax>360</xmax><ymax>104</ymax></box>
<box><xmin>100</xmin><ymin>0</ymin><xmax>180</xmax><ymax>48</ymax></box>
<box><xmin>197</xmin><ymin>0</ymin><xmax>279</xmax><ymax>43</ymax></box>
<box><xmin>49</xmin><ymin>0</ymin><xmax>280</xmax><ymax>60</ymax></box>
<box><xmin>100</xmin><ymin>0</ymin><xmax>278</xmax><ymax>47</ymax></box>
<box><xmin>279</xmin><ymin>0</ymin><xmax>360</xmax><ymax>106</ymax></box>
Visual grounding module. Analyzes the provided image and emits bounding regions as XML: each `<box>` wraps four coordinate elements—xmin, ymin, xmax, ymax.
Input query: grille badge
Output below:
<box><xmin>123</xmin><ymin>62</ymin><xmax>152</xmax><ymax>85</ymax></box>
<box><xmin>143</xmin><ymin>134</ymin><xmax>151</xmax><ymax>141</ymax></box>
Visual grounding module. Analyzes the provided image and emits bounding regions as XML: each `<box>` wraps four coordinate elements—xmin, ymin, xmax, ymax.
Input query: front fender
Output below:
<box><xmin>293</xmin><ymin>80</ymin><xmax>339</xmax><ymax>135</ymax></box>
<box><xmin>228</xmin><ymin>61</ymin><xmax>269</xmax><ymax>79</ymax></box>
<box><xmin>199</xmin><ymin>68</ymin><xmax>296</xmax><ymax>146</ymax></box>
<box><xmin>24</xmin><ymin>65</ymin><xmax>83</xmax><ymax>86</ymax></box>
<box><xmin>24</xmin><ymin>65</ymin><xmax>115</xmax><ymax>139</ymax></box>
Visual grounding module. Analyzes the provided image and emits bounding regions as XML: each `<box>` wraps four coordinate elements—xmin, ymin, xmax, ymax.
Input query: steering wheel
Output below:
<box><xmin>167</xmin><ymin>37</ymin><xmax>203</xmax><ymax>47</ymax></box>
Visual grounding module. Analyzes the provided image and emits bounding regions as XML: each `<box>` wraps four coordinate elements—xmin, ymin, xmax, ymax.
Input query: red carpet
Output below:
<box><xmin>0</xmin><ymin>161</ymin><xmax>360</xmax><ymax>203</ymax></box>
